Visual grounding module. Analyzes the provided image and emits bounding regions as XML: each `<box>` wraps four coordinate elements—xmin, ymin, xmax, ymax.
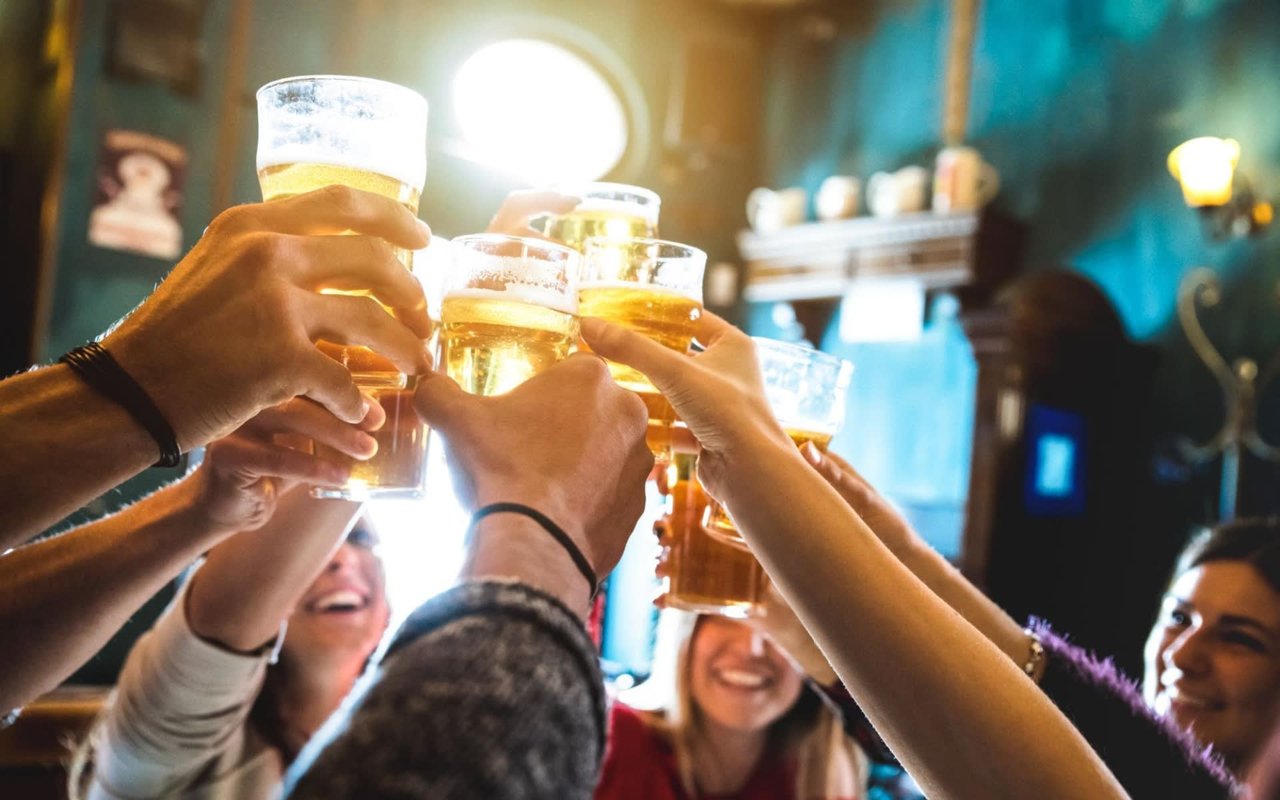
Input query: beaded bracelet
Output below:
<box><xmin>1022</xmin><ymin>629</ymin><xmax>1046</xmax><ymax>678</ymax></box>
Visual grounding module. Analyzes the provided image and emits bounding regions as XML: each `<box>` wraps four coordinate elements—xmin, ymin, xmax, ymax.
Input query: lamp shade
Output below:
<box><xmin>1168</xmin><ymin>137</ymin><xmax>1240</xmax><ymax>207</ymax></box>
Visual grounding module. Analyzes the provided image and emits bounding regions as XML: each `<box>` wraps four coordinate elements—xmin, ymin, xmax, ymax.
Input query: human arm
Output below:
<box><xmin>583</xmin><ymin>314</ymin><xmax>1129</xmax><ymax>800</ymax></box>
<box><xmin>184</xmin><ymin>488</ymin><xmax>361</xmax><ymax>652</ymax></box>
<box><xmin>774</xmin><ymin>436</ymin><xmax>1234</xmax><ymax>793</ymax></box>
<box><xmin>0</xmin><ymin>185</ymin><xmax>431</xmax><ymax>545</ymax></box>
<box><xmin>0</xmin><ymin>398</ymin><xmax>374</xmax><ymax>713</ymax></box>
<box><xmin>282</xmin><ymin>356</ymin><xmax>652</xmax><ymax>798</ymax></box>
<box><xmin>803</xmin><ymin>447</ymin><xmax>1040</xmax><ymax>678</ymax></box>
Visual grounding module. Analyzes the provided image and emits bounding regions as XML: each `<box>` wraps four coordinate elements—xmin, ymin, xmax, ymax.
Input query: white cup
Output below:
<box><xmin>867</xmin><ymin>166</ymin><xmax>930</xmax><ymax>217</ymax></box>
<box><xmin>747</xmin><ymin>187</ymin><xmax>808</xmax><ymax>232</ymax></box>
<box><xmin>933</xmin><ymin>146</ymin><xmax>1000</xmax><ymax>212</ymax></box>
<box><xmin>815</xmin><ymin>175</ymin><xmax>861</xmax><ymax>221</ymax></box>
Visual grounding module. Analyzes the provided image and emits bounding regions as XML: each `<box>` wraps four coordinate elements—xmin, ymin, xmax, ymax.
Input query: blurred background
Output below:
<box><xmin>2</xmin><ymin>0</ymin><xmax>1279</xmax><ymax>728</ymax></box>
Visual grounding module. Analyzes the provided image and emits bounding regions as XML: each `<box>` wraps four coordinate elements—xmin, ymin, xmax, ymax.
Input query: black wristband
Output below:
<box><xmin>469</xmin><ymin>502</ymin><xmax>599</xmax><ymax>601</ymax></box>
<box><xmin>60</xmin><ymin>342</ymin><xmax>182</xmax><ymax>468</ymax></box>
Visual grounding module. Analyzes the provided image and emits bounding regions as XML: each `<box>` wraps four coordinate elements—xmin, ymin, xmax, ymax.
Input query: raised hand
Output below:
<box><xmin>414</xmin><ymin>354</ymin><xmax>652</xmax><ymax>587</ymax></box>
<box><xmin>192</xmin><ymin>396</ymin><xmax>383</xmax><ymax>533</ymax></box>
<box><xmin>581</xmin><ymin>312</ymin><xmax>787</xmax><ymax>495</ymax></box>
<box><xmin>487</xmin><ymin>190</ymin><xmax>581</xmax><ymax>239</ymax></box>
<box><xmin>102</xmin><ymin>185</ymin><xmax>432</xmax><ymax>452</ymax></box>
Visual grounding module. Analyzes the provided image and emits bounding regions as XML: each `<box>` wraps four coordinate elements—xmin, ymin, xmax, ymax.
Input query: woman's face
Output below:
<box><xmin>1143</xmin><ymin>561</ymin><xmax>1280</xmax><ymax>769</ymax></box>
<box><xmin>284</xmin><ymin>523</ymin><xmax>390</xmax><ymax>669</ymax></box>
<box><xmin>688</xmin><ymin>616</ymin><xmax>805</xmax><ymax>734</ymax></box>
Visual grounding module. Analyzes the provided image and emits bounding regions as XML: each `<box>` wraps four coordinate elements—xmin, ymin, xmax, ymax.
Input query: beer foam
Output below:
<box><xmin>576</xmin><ymin>196</ymin><xmax>660</xmax><ymax>226</ymax></box>
<box><xmin>578</xmin><ymin>280</ymin><xmax>702</xmax><ymax>303</ymax></box>
<box><xmin>257</xmin><ymin>145</ymin><xmax>426</xmax><ymax>193</ymax></box>
<box><xmin>443</xmin><ymin>286</ymin><xmax>578</xmax><ymax>316</ymax></box>
<box><xmin>256</xmin><ymin>77</ymin><xmax>428</xmax><ymax>190</ymax></box>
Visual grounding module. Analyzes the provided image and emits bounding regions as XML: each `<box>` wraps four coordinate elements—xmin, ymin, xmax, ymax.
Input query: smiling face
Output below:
<box><xmin>687</xmin><ymin>616</ymin><xmax>805</xmax><ymax>734</ymax></box>
<box><xmin>283</xmin><ymin>522</ymin><xmax>390</xmax><ymax>669</ymax></box>
<box><xmin>1143</xmin><ymin>561</ymin><xmax>1280</xmax><ymax>770</ymax></box>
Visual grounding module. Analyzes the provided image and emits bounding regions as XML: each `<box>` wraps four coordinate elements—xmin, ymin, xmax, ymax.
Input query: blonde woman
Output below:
<box><xmin>596</xmin><ymin>607</ymin><xmax>869</xmax><ymax>800</ymax></box>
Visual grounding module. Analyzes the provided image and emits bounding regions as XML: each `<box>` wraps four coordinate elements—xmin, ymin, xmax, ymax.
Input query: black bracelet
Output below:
<box><xmin>59</xmin><ymin>342</ymin><xmax>182</xmax><ymax>468</ymax></box>
<box><xmin>469</xmin><ymin>502</ymin><xmax>599</xmax><ymax>600</ymax></box>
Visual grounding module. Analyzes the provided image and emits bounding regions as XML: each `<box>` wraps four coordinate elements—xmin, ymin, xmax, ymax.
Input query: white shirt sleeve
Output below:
<box><xmin>89</xmin><ymin>576</ymin><xmax>275</xmax><ymax>799</ymax></box>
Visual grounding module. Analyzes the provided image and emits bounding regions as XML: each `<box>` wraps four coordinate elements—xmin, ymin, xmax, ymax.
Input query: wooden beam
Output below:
<box><xmin>210</xmin><ymin>0</ymin><xmax>254</xmax><ymax>214</ymax></box>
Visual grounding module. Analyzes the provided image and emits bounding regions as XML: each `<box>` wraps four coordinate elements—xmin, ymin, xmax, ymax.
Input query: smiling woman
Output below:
<box><xmin>595</xmin><ymin>610</ymin><xmax>871</xmax><ymax>800</ymax></box>
<box><xmin>68</xmin><ymin>491</ymin><xmax>390</xmax><ymax>800</ymax></box>
<box><xmin>1142</xmin><ymin>518</ymin><xmax>1280</xmax><ymax>775</ymax></box>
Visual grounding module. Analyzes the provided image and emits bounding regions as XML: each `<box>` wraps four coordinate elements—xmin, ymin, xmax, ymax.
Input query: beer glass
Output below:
<box><xmin>703</xmin><ymin>339</ymin><xmax>854</xmax><ymax>545</ymax></box>
<box><xmin>440</xmin><ymin>234</ymin><xmax>581</xmax><ymax>396</ymax></box>
<box><xmin>661</xmin><ymin>452</ymin><xmax>768</xmax><ymax>617</ymax></box>
<box><xmin>256</xmin><ymin>75</ymin><xmax>429</xmax><ymax>500</ymax></box>
<box><xmin>579</xmin><ymin>237</ymin><xmax>705</xmax><ymax>458</ymax></box>
<box><xmin>541</xmin><ymin>182</ymin><xmax>660</xmax><ymax>251</ymax></box>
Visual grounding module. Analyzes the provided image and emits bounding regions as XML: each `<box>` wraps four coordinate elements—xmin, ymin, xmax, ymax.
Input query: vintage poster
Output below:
<box><xmin>88</xmin><ymin>129</ymin><xmax>186</xmax><ymax>260</ymax></box>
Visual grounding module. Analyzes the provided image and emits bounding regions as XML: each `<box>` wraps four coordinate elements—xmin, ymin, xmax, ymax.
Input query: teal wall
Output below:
<box><xmin>753</xmin><ymin>0</ymin><xmax>1280</xmax><ymax>558</ymax></box>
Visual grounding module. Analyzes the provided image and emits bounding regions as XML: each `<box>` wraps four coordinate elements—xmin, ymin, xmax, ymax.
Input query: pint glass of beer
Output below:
<box><xmin>542</xmin><ymin>183</ymin><xmax>660</xmax><ymax>251</ymax></box>
<box><xmin>579</xmin><ymin>237</ymin><xmax>705</xmax><ymax>458</ymax></box>
<box><xmin>704</xmin><ymin>339</ymin><xmax>854</xmax><ymax>544</ymax></box>
<box><xmin>661</xmin><ymin>452</ymin><xmax>768</xmax><ymax>617</ymax></box>
<box><xmin>440</xmin><ymin>234</ymin><xmax>581</xmax><ymax>396</ymax></box>
<box><xmin>256</xmin><ymin>75</ymin><xmax>429</xmax><ymax>500</ymax></box>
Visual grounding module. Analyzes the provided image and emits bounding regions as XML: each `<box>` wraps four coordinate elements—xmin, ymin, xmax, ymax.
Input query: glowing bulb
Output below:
<box><xmin>1168</xmin><ymin>137</ymin><xmax>1239</xmax><ymax>207</ymax></box>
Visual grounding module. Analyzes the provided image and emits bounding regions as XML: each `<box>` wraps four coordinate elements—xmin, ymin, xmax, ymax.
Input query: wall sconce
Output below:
<box><xmin>1168</xmin><ymin>137</ymin><xmax>1273</xmax><ymax>239</ymax></box>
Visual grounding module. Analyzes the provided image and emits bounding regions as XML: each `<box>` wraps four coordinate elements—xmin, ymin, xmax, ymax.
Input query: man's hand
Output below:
<box><xmin>192</xmin><ymin>396</ymin><xmax>383</xmax><ymax>532</ymax></box>
<box><xmin>103</xmin><ymin>185</ymin><xmax>432</xmax><ymax>452</ymax></box>
<box><xmin>415</xmin><ymin>355</ymin><xmax>652</xmax><ymax>585</ymax></box>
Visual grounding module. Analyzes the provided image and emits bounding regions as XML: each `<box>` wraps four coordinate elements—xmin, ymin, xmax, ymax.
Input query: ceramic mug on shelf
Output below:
<box><xmin>866</xmin><ymin>166</ymin><xmax>929</xmax><ymax>217</ymax></box>
<box><xmin>933</xmin><ymin>146</ymin><xmax>1000</xmax><ymax>212</ymax></box>
<box><xmin>746</xmin><ymin>187</ymin><xmax>807</xmax><ymax>233</ymax></box>
<box><xmin>815</xmin><ymin>175</ymin><xmax>861</xmax><ymax>221</ymax></box>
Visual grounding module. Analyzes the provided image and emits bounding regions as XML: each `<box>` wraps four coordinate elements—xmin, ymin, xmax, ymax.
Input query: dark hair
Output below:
<box><xmin>1174</xmin><ymin>517</ymin><xmax>1280</xmax><ymax>594</ymax></box>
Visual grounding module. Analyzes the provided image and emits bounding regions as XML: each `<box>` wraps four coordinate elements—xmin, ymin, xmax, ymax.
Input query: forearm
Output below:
<box><xmin>0</xmin><ymin>477</ymin><xmax>232</xmax><ymax>710</ymax></box>
<box><xmin>186</xmin><ymin>487</ymin><xmax>362</xmax><ymax>651</ymax></box>
<box><xmin>0</xmin><ymin>364</ymin><xmax>157</xmax><ymax>547</ymax></box>
<box><xmin>894</xmin><ymin>535</ymin><xmax>1033</xmax><ymax>673</ymax></box>
<box><xmin>722</xmin><ymin>439</ymin><xmax>1126</xmax><ymax>800</ymax></box>
<box><xmin>284</xmin><ymin>580</ymin><xmax>605</xmax><ymax>799</ymax></box>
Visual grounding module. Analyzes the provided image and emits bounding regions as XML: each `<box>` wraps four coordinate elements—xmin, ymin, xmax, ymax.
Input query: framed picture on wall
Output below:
<box><xmin>87</xmin><ymin>130</ymin><xmax>186</xmax><ymax>260</ymax></box>
<box><xmin>106</xmin><ymin>0</ymin><xmax>209</xmax><ymax>96</ymax></box>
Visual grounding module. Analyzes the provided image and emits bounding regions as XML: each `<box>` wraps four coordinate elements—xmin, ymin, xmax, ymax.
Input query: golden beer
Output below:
<box><xmin>256</xmin><ymin>75</ymin><xmax>429</xmax><ymax>499</ymax></box>
<box><xmin>579</xmin><ymin>236</ymin><xmax>704</xmax><ymax>462</ymax></box>
<box><xmin>257</xmin><ymin>162</ymin><xmax>427</xmax><ymax>498</ymax></box>
<box><xmin>546</xmin><ymin>204</ymin><xmax>657</xmax><ymax>252</ymax></box>
<box><xmin>258</xmin><ymin>161</ymin><xmax>421</xmax><ymax>209</ymax></box>
<box><xmin>440</xmin><ymin>289</ymin><xmax>579</xmax><ymax>396</ymax></box>
<box><xmin>703</xmin><ymin>428</ymin><xmax>835</xmax><ymax>540</ymax></box>
<box><xmin>578</xmin><ymin>283</ymin><xmax>700</xmax><ymax>392</ymax></box>
<box><xmin>662</xmin><ymin>453</ymin><xmax>767</xmax><ymax>617</ymax></box>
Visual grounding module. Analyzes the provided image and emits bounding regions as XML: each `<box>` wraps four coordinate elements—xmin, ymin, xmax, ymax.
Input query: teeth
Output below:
<box><xmin>1166</xmin><ymin>687</ymin><xmax>1215</xmax><ymax>709</ymax></box>
<box><xmin>317</xmin><ymin>589</ymin><xmax>364</xmax><ymax>611</ymax></box>
<box><xmin>717</xmin><ymin>669</ymin><xmax>768</xmax><ymax>689</ymax></box>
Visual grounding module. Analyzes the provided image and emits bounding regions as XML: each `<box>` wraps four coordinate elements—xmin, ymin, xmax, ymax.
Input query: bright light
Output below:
<box><xmin>368</xmin><ymin>440</ymin><xmax>470</xmax><ymax>626</ymax></box>
<box><xmin>453</xmin><ymin>39</ymin><xmax>629</xmax><ymax>184</ymax></box>
<box><xmin>1168</xmin><ymin>137</ymin><xmax>1239</xmax><ymax>207</ymax></box>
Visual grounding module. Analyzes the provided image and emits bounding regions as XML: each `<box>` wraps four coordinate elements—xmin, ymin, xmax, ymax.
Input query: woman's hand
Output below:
<box><xmin>581</xmin><ymin>312</ymin><xmax>789</xmax><ymax>497</ymax></box>
<box><xmin>190</xmin><ymin>397</ymin><xmax>383</xmax><ymax>532</ymax></box>
<box><xmin>487</xmin><ymin>190</ymin><xmax>580</xmax><ymax>238</ymax></box>
<box><xmin>801</xmin><ymin>444</ymin><xmax>922</xmax><ymax>556</ymax></box>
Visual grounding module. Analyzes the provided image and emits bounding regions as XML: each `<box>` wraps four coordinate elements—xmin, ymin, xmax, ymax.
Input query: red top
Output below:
<box><xmin>594</xmin><ymin>703</ymin><xmax>796</xmax><ymax>800</ymax></box>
